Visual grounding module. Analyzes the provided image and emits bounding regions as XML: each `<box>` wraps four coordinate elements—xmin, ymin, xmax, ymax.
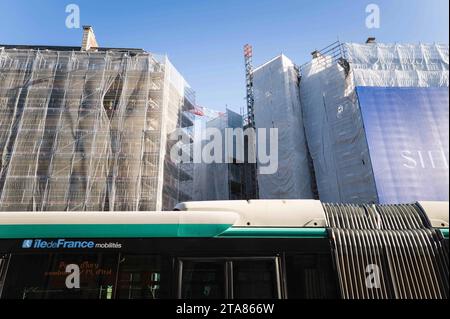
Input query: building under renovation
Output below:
<box><xmin>1</xmin><ymin>27</ymin><xmax>448</xmax><ymax>211</ymax></box>
<box><xmin>192</xmin><ymin>109</ymin><xmax>245</xmax><ymax>201</ymax></box>
<box><xmin>252</xmin><ymin>40</ymin><xmax>449</xmax><ymax>204</ymax></box>
<box><xmin>252</xmin><ymin>54</ymin><xmax>317</xmax><ymax>200</ymax></box>
<box><xmin>0</xmin><ymin>27</ymin><xmax>196</xmax><ymax>211</ymax></box>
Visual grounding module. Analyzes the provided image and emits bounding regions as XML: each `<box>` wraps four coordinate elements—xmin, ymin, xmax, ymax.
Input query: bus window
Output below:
<box><xmin>116</xmin><ymin>255</ymin><xmax>163</xmax><ymax>299</ymax></box>
<box><xmin>285</xmin><ymin>254</ymin><xmax>338</xmax><ymax>299</ymax></box>
<box><xmin>1</xmin><ymin>253</ymin><xmax>118</xmax><ymax>299</ymax></box>
<box><xmin>178</xmin><ymin>258</ymin><xmax>282</xmax><ymax>299</ymax></box>
<box><xmin>232</xmin><ymin>259</ymin><xmax>280</xmax><ymax>299</ymax></box>
<box><xmin>0</xmin><ymin>254</ymin><xmax>10</xmax><ymax>298</ymax></box>
<box><xmin>180</xmin><ymin>260</ymin><xmax>226</xmax><ymax>299</ymax></box>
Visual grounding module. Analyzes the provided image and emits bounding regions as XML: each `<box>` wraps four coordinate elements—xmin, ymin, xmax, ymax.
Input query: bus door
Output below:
<box><xmin>177</xmin><ymin>257</ymin><xmax>282</xmax><ymax>299</ymax></box>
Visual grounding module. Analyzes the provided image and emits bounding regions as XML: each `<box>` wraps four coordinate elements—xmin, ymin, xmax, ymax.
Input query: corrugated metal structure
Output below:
<box><xmin>0</xmin><ymin>45</ymin><xmax>195</xmax><ymax>211</ymax></box>
<box><xmin>324</xmin><ymin>202</ymin><xmax>449</xmax><ymax>299</ymax></box>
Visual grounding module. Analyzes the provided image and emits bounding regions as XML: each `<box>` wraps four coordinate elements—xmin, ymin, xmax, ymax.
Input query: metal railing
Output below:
<box><xmin>299</xmin><ymin>40</ymin><xmax>347</xmax><ymax>72</ymax></box>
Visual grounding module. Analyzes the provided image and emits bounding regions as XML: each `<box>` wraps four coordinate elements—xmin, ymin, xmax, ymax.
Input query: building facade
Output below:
<box><xmin>0</xmin><ymin>30</ymin><xmax>195</xmax><ymax>211</ymax></box>
<box><xmin>192</xmin><ymin>109</ymin><xmax>245</xmax><ymax>201</ymax></box>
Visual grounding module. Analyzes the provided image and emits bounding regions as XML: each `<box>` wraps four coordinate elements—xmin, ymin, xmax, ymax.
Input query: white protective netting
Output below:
<box><xmin>299</xmin><ymin>42</ymin><xmax>449</xmax><ymax>203</ymax></box>
<box><xmin>253</xmin><ymin>55</ymin><xmax>316</xmax><ymax>199</ymax></box>
<box><xmin>0</xmin><ymin>47</ymin><xmax>193</xmax><ymax>211</ymax></box>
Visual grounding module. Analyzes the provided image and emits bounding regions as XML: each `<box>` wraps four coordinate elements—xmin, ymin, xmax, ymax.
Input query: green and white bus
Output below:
<box><xmin>0</xmin><ymin>200</ymin><xmax>448</xmax><ymax>299</ymax></box>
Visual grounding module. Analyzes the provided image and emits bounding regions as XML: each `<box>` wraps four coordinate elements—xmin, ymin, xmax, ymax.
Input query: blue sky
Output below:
<box><xmin>0</xmin><ymin>0</ymin><xmax>448</xmax><ymax>112</ymax></box>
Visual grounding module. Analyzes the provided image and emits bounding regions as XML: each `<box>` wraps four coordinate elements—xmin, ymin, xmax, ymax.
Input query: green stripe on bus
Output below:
<box><xmin>441</xmin><ymin>228</ymin><xmax>449</xmax><ymax>239</ymax></box>
<box><xmin>218</xmin><ymin>227</ymin><xmax>328</xmax><ymax>238</ymax></box>
<box><xmin>0</xmin><ymin>224</ymin><xmax>233</xmax><ymax>239</ymax></box>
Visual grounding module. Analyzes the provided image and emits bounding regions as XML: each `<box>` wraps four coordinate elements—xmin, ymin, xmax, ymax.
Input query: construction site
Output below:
<box><xmin>0</xmin><ymin>19</ymin><xmax>448</xmax><ymax>302</ymax></box>
<box><xmin>0</xmin><ymin>26</ymin><xmax>257</xmax><ymax>212</ymax></box>
<box><xmin>250</xmin><ymin>40</ymin><xmax>449</xmax><ymax>204</ymax></box>
<box><xmin>0</xmin><ymin>27</ymin><xmax>448</xmax><ymax>212</ymax></box>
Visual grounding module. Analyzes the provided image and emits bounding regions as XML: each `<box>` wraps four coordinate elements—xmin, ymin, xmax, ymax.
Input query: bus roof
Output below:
<box><xmin>0</xmin><ymin>200</ymin><xmax>447</xmax><ymax>239</ymax></box>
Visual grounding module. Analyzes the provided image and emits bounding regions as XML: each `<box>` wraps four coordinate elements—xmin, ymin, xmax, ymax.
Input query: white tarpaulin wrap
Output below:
<box><xmin>253</xmin><ymin>55</ymin><xmax>315</xmax><ymax>199</ymax></box>
<box><xmin>299</xmin><ymin>43</ymin><xmax>449</xmax><ymax>203</ymax></box>
<box><xmin>345</xmin><ymin>43</ymin><xmax>449</xmax><ymax>87</ymax></box>
<box><xmin>192</xmin><ymin>109</ymin><xmax>243</xmax><ymax>201</ymax></box>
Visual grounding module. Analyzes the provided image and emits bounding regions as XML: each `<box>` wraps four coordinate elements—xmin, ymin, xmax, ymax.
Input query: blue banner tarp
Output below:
<box><xmin>357</xmin><ymin>87</ymin><xmax>449</xmax><ymax>204</ymax></box>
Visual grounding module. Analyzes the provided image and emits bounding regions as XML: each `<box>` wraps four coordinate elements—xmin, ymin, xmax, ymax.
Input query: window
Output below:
<box><xmin>233</xmin><ymin>260</ymin><xmax>278</xmax><ymax>299</ymax></box>
<box><xmin>2</xmin><ymin>253</ymin><xmax>118</xmax><ymax>299</ymax></box>
<box><xmin>0</xmin><ymin>254</ymin><xmax>10</xmax><ymax>297</ymax></box>
<box><xmin>180</xmin><ymin>261</ymin><xmax>226</xmax><ymax>299</ymax></box>
<box><xmin>285</xmin><ymin>254</ymin><xmax>338</xmax><ymax>299</ymax></box>
<box><xmin>178</xmin><ymin>258</ymin><xmax>281</xmax><ymax>299</ymax></box>
<box><xmin>116</xmin><ymin>255</ymin><xmax>163</xmax><ymax>299</ymax></box>
<box><xmin>0</xmin><ymin>97</ymin><xmax>8</xmax><ymax>108</ymax></box>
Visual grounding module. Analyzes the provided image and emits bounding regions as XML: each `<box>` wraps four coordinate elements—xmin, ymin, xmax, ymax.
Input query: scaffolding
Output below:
<box><xmin>242</xmin><ymin>44</ymin><xmax>259</xmax><ymax>200</ymax></box>
<box><xmin>0</xmin><ymin>46</ymin><xmax>194</xmax><ymax>211</ymax></box>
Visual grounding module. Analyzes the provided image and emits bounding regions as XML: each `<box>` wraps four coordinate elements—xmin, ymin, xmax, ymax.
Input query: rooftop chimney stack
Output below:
<box><xmin>311</xmin><ymin>50</ymin><xmax>321</xmax><ymax>59</ymax></box>
<box><xmin>366</xmin><ymin>37</ymin><xmax>376</xmax><ymax>44</ymax></box>
<box><xmin>81</xmin><ymin>26</ymin><xmax>99</xmax><ymax>51</ymax></box>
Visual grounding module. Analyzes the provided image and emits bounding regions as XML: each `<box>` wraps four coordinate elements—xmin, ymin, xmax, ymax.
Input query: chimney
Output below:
<box><xmin>366</xmin><ymin>37</ymin><xmax>376</xmax><ymax>44</ymax></box>
<box><xmin>311</xmin><ymin>50</ymin><xmax>321</xmax><ymax>59</ymax></box>
<box><xmin>81</xmin><ymin>26</ymin><xmax>99</xmax><ymax>51</ymax></box>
